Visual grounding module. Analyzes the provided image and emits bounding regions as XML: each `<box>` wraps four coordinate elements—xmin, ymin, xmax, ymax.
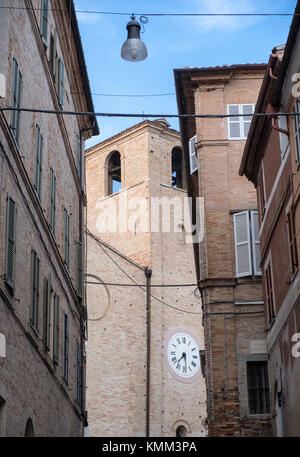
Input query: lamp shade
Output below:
<box><xmin>121</xmin><ymin>15</ymin><xmax>148</xmax><ymax>62</ymax></box>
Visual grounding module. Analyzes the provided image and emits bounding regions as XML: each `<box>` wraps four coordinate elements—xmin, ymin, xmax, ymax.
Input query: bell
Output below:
<box><xmin>121</xmin><ymin>15</ymin><xmax>148</xmax><ymax>62</ymax></box>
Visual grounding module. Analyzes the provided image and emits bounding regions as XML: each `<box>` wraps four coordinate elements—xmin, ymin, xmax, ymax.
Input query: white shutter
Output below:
<box><xmin>278</xmin><ymin>115</ymin><xmax>289</xmax><ymax>159</ymax></box>
<box><xmin>233</xmin><ymin>211</ymin><xmax>252</xmax><ymax>277</ymax></box>
<box><xmin>242</xmin><ymin>104</ymin><xmax>254</xmax><ymax>138</ymax></box>
<box><xmin>189</xmin><ymin>135</ymin><xmax>198</xmax><ymax>174</ymax></box>
<box><xmin>227</xmin><ymin>105</ymin><xmax>241</xmax><ymax>139</ymax></box>
<box><xmin>250</xmin><ymin>211</ymin><xmax>262</xmax><ymax>276</ymax></box>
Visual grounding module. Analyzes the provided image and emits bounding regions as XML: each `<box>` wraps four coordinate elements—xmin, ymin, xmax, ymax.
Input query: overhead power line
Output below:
<box><xmin>85</xmin><ymin>281</ymin><xmax>198</xmax><ymax>287</ymax></box>
<box><xmin>0</xmin><ymin>6</ymin><xmax>296</xmax><ymax>16</ymax></box>
<box><xmin>90</xmin><ymin>93</ymin><xmax>175</xmax><ymax>98</ymax></box>
<box><xmin>0</xmin><ymin>107</ymin><xmax>299</xmax><ymax>119</ymax></box>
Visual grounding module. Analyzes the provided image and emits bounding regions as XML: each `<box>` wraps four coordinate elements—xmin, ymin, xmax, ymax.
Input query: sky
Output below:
<box><xmin>74</xmin><ymin>0</ymin><xmax>297</xmax><ymax>148</ymax></box>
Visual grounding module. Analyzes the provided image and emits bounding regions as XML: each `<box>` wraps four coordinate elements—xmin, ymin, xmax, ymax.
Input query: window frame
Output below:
<box><xmin>30</xmin><ymin>249</ymin><xmax>40</xmax><ymax>334</ymax></box>
<box><xmin>64</xmin><ymin>207</ymin><xmax>70</xmax><ymax>271</ymax></box>
<box><xmin>294</xmin><ymin>98</ymin><xmax>300</xmax><ymax>165</ymax></box>
<box><xmin>286</xmin><ymin>203</ymin><xmax>298</xmax><ymax>277</ymax></box>
<box><xmin>227</xmin><ymin>104</ymin><xmax>254</xmax><ymax>140</ymax></box>
<box><xmin>247</xmin><ymin>361</ymin><xmax>271</xmax><ymax>415</ymax></box>
<box><xmin>63</xmin><ymin>313</ymin><xmax>69</xmax><ymax>384</ymax></box>
<box><xmin>53</xmin><ymin>293</ymin><xmax>59</xmax><ymax>365</ymax></box>
<box><xmin>49</xmin><ymin>167</ymin><xmax>56</xmax><ymax>237</ymax></box>
<box><xmin>188</xmin><ymin>135</ymin><xmax>198</xmax><ymax>174</ymax></box>
<box><xmin>34</xmin><ymin>124</ymin><xmax>43</xmax><ymax>200</ymax></box>
<box><xmin>264</xmin><ymin>255</ymin><xmax>276</xmax><ymax>326</ymax></box>
<box><xmin>4</xmin><ymin>195</ymin><xmax>17</xmax><ymax>292</ymax></box>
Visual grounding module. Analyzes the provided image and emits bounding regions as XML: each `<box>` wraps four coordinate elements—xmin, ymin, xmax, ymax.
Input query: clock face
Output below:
<box><xmin>164</xmin><ymin>328</ymin><xmax>201</xmax><ymax>383</ymax></box>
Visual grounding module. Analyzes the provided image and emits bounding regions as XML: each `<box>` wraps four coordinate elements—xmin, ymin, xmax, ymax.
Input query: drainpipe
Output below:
<box><xmin>145</xmin><ymin>268</ymin><xmax>152</xmax><ymax>437</ymax></box>
<box><xmin>79</xmin><ymin>125</ymin><xmax>94</xmax><ymax>428</ymax></box>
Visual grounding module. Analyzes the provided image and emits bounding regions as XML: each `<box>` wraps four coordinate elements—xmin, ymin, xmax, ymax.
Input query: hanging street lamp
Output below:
<box><xmin>121</xmin><ymin>14</ymin><xmax>148</xmax><ymax>62</ymax></box>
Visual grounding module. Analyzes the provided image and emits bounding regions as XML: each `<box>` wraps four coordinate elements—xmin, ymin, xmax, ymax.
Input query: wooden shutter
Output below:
<box><xmin>40</xmin><ymin>0</ymin><xmax>49</xmax><ymax>45</ymax></box>
<box><xmin>76</xmin><ymin>135</ymin><xmax>81</xmax><ymax>176</ymax></box>
<box><xmin>227</xmin><ymin>105</ymin><xmax>241</xmax><ymax>139</ymax></box>
<box><xmin>189</xmin><ymin>135</ymin><xmax>198</xmax><ymax>174</ymax></box>
<box><xmin>34</xmin><ymin>124</ymin><xmax>43</xmax><ymax>199</ymax></box>
<box><xmin>76</xmin><ymin>341</ymin><xmax>82</xmax><ymax>406</ymax></box>
<box><xmin>233</xmin><ymin>211</ymin><xmax>252</xmax><ymax>277</ymax></box>
<box><xmin>58</xmin><ymin>58</ymin><xmax>64</xmax><ymax>107</ymax></box>
<box><xmin>64</xmin><ymin>207</ymin><xmax>70</xmax><ymax>269</ymax></box>
<box><xmin>76</xmin><ymin>241</ymin><xmax>83</xmax><ymax>298</ymax></box>
<box><xmin>242</xmin><ymin>104</ymin><xmax>254</xmax><ymax>138</ymax></box>
<box><xmin>251</xmin><ymin>211</ymin><xmax>261</xmax><ymax>276</ymax></box>
<box><xmin>43</xmin><ymin>274</ymin><xmax>51</xmax><ymax>351</ymax></box>
<box><xmin>10</xmin><ymin>58</ymin><xmax>22</xmax><ymax>143</ymax></box>
<box><xmin>51</xmin><ymin>28</ymin><xmax>58</xmax><ymax>82</ymax></box>
<box><xmin>4</xmin><ymin>195</ymin><xmax>16</xmax><ymax>290</ymax></box>
<box><xmin>265</xmin><ymin>262</ymin><xmax>276</xmax><ymax>324</ymax></box>
<box><xmin>63</xmin><ymin>313</ymin><xmax>69</xmax><ymax>382</ymax></box>
<box><xmin>287</xmin><ymin>207</ymin><xmax>298</xmax><ymax>275</ymax></box>
<box><xmin>53</xmin><ymin>293</ymin><xmax>59</xmax><ymax>364</ymax></box>
<box><xmin>30</xmin><ymin>249</ymin><xmax>40</xmax><ymax>332</ymax></box>
<box><xmin>49</xmin><ymin>168</ymin><xmax>56</xmax><ymax>236</ymax></box>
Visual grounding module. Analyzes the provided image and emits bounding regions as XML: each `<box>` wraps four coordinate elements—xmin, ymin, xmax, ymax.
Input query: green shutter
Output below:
<box><xmin>76</xmin><ymin>341</ymin><xmax>82</xmax><ymax>406</ymax></box>
<box><xmin>64</xmin><ymin>207</ymin><xmax>70</xmax><ymax>270</ymax></box>
<box><xmin>30</xmin><ymin>249</ymin><xmax>40</xmax><ymax>332</ymax></box>
<box><xmin>52</xmin><ymin>28</ymin><xmax>57</xmax><ymax>81</ymax></box>
<box><xmin>53</xmin><ymin>293</ymin><xmax>59</xmax><ymax>364</ymax></box>
<box><xmin>4</xmin><ymin>195</ymin><xmax>16</xmax><ymax>290</ymax></box>
<box><xmin>58</xmin><ymin>58</ymin><xmax>64</xmax><ymax>107</ymax></box>
<box><xmin>40</xmin><ymin>0</ymin><xmax>49</xmax><ymax>45</ymax></box>
<box><xmin>34</xmin><ymin>124</ymin><xmax>43</xmax><ymax>199</ymax></box>
<box><xmin>43</xmin><ymin>274</ymin><xmax>51</xmax><ymax>351</ymax></box>
<box><xmin>63</xmin><ymin>313</ymin><xmax>69</xmax><ymax>382</ymax></box>
<box><xmin>75</xmin><ymin>241</ymin><xmax>83</xmax><ymax>298</ymax></box>
<box><xmin>49</xmin><ymin>168</ymin><xmax>56</xmax><ymax>236</ymax></box>
<box><xmin>10</xmin><ymin>58</ymin><xmax>22</xmax><ymax>144</ymax></box>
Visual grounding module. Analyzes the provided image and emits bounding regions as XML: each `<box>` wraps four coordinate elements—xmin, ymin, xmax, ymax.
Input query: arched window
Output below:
<box><xmin>108</xmin><ymin>151</ymin><xmax>121</xmax><ymax>195</ymax></box>
<box><xmin>24</xmin><ymin>418</ymin><xmax>34</xmax><ymax>437</ymax></box>
<box><xmin>176</xmin><ymin>425</ymin><xmax>187</xmax><ymax>437</ymax></box>
<box><xmin>172</xmin><ymin>147</ymin><xmax>184</xmax><ymax>189</ymax></box>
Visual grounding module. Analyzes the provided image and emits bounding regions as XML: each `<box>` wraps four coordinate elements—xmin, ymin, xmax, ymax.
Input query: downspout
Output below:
<box><xmin>79</xmin><ymin>125</ymin><xmax>94</xmax><ymax>428</ymax></box>
<box><xmin>145</xmin><ymin>268</ymin><xmax>152</xmax><ymax>437</ymax></box>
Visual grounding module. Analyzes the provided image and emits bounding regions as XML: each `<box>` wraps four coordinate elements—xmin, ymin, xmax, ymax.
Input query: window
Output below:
<box><xmin>49</xmin><ymin>168</ymin><xmax>56</xmax><ymax>236</ymax></box>
<box><xmin>108</xmin><ymin>151</ymin><xmax>121</xmax><ymax>195</ymax></box>
<box><xmin>63</xmin><ymin>313</ymin><xmax>69</xmax><ymax>383</ymax></box>
<box><xmin>50</xmin><ymin>29</ymin><xmax>58</xmax><ymax>82</ymax></box>
<box><xmin>265</xmin><ymin>260</ymin><xmax>276</xmax><ymax>325</ymax></box>
<box><xmin>172</xmin><ymin>147</ymin><xmax>184</xmax><ymax>188</ymax></box>
<box><xmin>188</xmin><ymin>135</ymin><xmax>197</xmax><ymax>174</ymax></box>
<box><xmin>287</xmin><ymin>207</ymin><xmax>298</xmax><ymax>275</ymax></box>
<box><xmin>4</xmin><ymin>195</ymin><xmax>16</xmax><ymax>291</ymax></box>
<box><xmin>53</xmin><ymin>293</ymin><xmax>59</xmax><ymax>364</ymax></box>
<box><xmin>233</xmin><ymin>210</ymin><xmax>261</xmax><ymax>277</ymax></box>
<box><xmin>247</xmin><ymin>361</ymin><xmax>270</xmax><ymax>415</ymax></box>
<box><xmin>10</xmin><ymin>57</ymin><xmax>22</xmax><ymax>144</ymax></box>
<box><xmin>76</xmin><ymin>135</ymin><xmax>81</xmax><ymax>176</ymax></box>
<box><xmin>40</xmin><ymin>0</ymin><xmax>49</xmax><ymax>46</ymax></box>
<box><xmin>30</xmin><ymin>249</ymin><xmax>40</xmax><ymax>333</ymax></box>
<box><xmin>58</xmin><ymin>58</ymin><xmax>64</xmax><ymax>108</ymax></box>
<box><xmin>278</xmin><ymin>115</ymin><xmax>289</xmax><ymax>160</ymax></box>
<box><xmin>43</xmin><ymin>274</ymin><xmax>51</xmax><ymax>352</ymax></box>
<box><xmin>64</xmin><ymin>208</ymin><xmax>70</xmax><ymax>270</ymax></box>
<box><xmin>293</xmin><ymin>98</ymin><xmax>300</xmax><ymax>164</ymax></box>
<box><xmin>227</xmin><ymin>104</ymin><xmax>254</xmax><ymax>140</ymax></box>
<box><xmin>34</xmin><ymin>124</ymin><xmax>43</xmax><ymax>200</ymax></box>
<box><xmin>75</xmin><ymin>241</ymin><xmax>83</xmax><ymax>298</ymax></box>
<box><xmin>258</xmin><ymin>165</ymin><xmax>266</xmax><ymax>220</ymax></box>
<box><xmin>76</xmin><ymin>341</ymin><xmax>82</xmax><ymax>407</ymax></box>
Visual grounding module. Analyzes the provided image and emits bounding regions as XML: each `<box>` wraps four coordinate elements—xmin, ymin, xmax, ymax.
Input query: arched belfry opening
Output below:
<box><xmin>172</xmin><ymin>147</ymin><xmax>186</xmax><ymax>189</ymax></box>
<box><xmin>24</xmin><ymin>418</ymin><xmax>35</xmax><ymax>437</ymax></box>
<box><xmin>107</xmin><ymin>151</ymin><xmax>121</xmax><ymax>195</ymax></box>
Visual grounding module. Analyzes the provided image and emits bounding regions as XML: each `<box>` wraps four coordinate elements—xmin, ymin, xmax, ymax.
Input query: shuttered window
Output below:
<box><xmin>58</xmin><ymin>58</ymin><xmax>64</xmax><ymax>108</ymax></box>
<box><xmin>258</xmin><ymin>166</ymin><xmax>266</xmax><ymax>220</ymax></box>
<box><xmin>49</xmin><ymin>167</ymin><xmax>56</xmax><ymax>236</ymax></box>
<box><xmin>4</xmin><ymin>195</ymin><xmax>17</xmax><ymax>291</ymax></box>
<box><xmin>227</xmin><ymin>104</ymin><xmax>254</xmax><ymax>140</ymax></box>
<box><xmin>75</xmin><ymin>241</ymin><xmax>83</xmax><ymax>298</ymax></box>
<box><xmin>64</xmin><ymin>207</ymin><xmax>70</xmax><ymax>270</ymax></box>
<box><xmin>50</xmin><ymin>28</ymin><xmax>58</xmax><ymax>82</ymax></box>
<box><xmin>10</xmin><ymin>57</ymin><xmax>22</xmax><ymax>144</ymax></box>
<box><xmin>188</xmin><ymin>135</ymin><xmax>198</xmax><ymax>174</ymax></box>
<box><xmin>76</xmin><ymin>341</ymin><xmax>82</xmax><ymax>407</ymax></box>
<box><xmin>63</xmin><ymin>313</ymin><xmax>69</xmax><ymax>383</ymax></box>
<box><xmin>233</xmin><ymin>210</ymin><xmax>261</xmax><ymax>277</ymax></box>
<box><xmin>43</xmin><ymin>274</ymin><xmax>51</xmax><ymax>352</ymax></box>
<box><xmin>40</xmin><ymin>0</ymin><xmax>49</xmax><ymax>46</ymax></box>
<box><xmin>34</xmin><ymin>124</ymin><xmax>43</xmax><ymax>200</ymax></box>
<box><xmin>294</xmin><ymin>99</ymin><xmax>300</xmax><ymax>164</ymax></box>
<box><xmin>265</xmin><ymin>261</ymin><xmax>276</xmax><ymax>325</ymax></box>
<box><xmin>247</xmin><ymin>362</ymin><xmax>270</xmax><ymax>415</ymax></box>
<box><xmin>53</xmin><ymin>293</ymin><xmax>59</xmax><ymax>364</ymax></box>
<box><xmin>287</xmin><ymin>207</ymin><xmax>298</xmax><ymax>275</ymax></box>
<box><xmin>76</xmin><ymin>135</ymin><xmax>81</xmax><ymax>176</ymax></box>
<box><xmin>30</xmin><ymin>249</ymin><xmax>40</xmax><ymax>333</ymax></box>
